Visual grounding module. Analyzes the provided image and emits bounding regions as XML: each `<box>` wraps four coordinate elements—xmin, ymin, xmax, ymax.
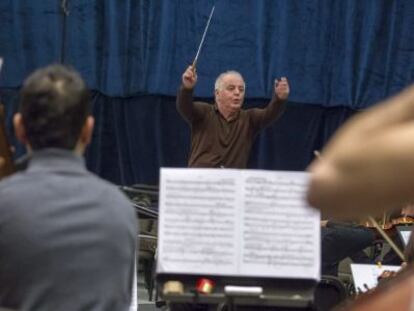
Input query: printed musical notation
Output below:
<box><xmin>157</xmin><ymin>168</ymin><xmax>320</xmax><ymax>280</ymax></box>
<box><xmin>241</xmin><ymin>172</ymin><xmax>319</xmax><ymax>279</ymax></box>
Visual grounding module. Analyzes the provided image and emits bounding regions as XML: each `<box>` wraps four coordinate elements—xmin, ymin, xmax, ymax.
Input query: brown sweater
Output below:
<box><xmin>176</xmin><ymin>86</ymin><xmax>285</xmax><ymax>168</ymax></box>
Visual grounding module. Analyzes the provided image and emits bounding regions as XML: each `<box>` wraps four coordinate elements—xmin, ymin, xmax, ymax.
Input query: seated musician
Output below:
<box><xmin>321</xmin><ymin>220</ymin><xmax>375</xmax><ymax>276</ymax></box>
<box><xmin>0</xmin><ymin>65</ymin><xmax>137</xmax><ymax>310</ymax></box>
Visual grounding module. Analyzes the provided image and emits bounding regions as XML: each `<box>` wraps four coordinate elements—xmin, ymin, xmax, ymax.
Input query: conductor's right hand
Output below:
<box><xmin>182</xmin><ymin>65</ymin><xmax>197</xmax><ymax>89</ymax></box>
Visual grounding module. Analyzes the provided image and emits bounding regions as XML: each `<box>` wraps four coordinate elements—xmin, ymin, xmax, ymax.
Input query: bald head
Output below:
<box><xmin>214</xmin><ymin>71</ymin><xmax>246</xmax><ymax>116</ymax></box>
<box><xmin>214</xmin><ymin>71</ymin><xmax>245</xmax><ymax>91</ymax></box>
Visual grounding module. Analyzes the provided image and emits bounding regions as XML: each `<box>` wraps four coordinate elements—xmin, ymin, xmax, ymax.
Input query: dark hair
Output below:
<box><xmin>19</xmin><ymin>64</ymin><xmax>90</xmax><ymax>150</ymax></box>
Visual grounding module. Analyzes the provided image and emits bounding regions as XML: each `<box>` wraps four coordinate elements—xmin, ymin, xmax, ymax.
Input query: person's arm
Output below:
<box><xmin>250</xmin><ymin>77</ymin><xmax>289</xmax><ymax>129</ymax></box>
<box><xmin>307</xmin><ymin>84</ymin><xmax>414</xmax><ymax>218</ymax></box>
<box><xmin>176</xmin><ymin>65</ymin><xmax>204</xmax><ymax>123</ymax></box>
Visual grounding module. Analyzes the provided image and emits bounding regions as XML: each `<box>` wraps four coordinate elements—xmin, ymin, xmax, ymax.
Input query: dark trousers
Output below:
<box><xmin>321</xmin><ymin>221</ymin><xmax>375</xmax><ymax>276</ymax></box>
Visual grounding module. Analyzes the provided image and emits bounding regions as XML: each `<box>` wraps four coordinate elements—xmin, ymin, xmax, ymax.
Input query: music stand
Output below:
<box><xmin>158</xmin><ymin>274</ymin><xmax>316</xmax><ymax>310</ymax></box>
<box><xmin>157</xmin><ymin>168</ymin><xmax>321</xmax><ymax>310</ymax></box>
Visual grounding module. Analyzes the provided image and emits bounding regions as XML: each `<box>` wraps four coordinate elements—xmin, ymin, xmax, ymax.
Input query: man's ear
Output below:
<box><xmin>80</xmin><ymin>116</ymin><xmax>94</xmax><ymax>146</ymax></box>
<box><xmin>215</xmin><ymin>89</ymin><xmax>220</xmax><ymax>103</ymax></box>
<box><xmin>13</xmin><ymin>113</ymin><xmax>29</xmax><ymax>145</ymax></box>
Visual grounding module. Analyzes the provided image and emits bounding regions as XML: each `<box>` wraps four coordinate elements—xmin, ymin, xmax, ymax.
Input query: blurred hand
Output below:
<box><xmin>182</xmin><ymin>65</ymin><xmax>197</xmax><ymax>89</ymax></box>
<box><xmin>274</xmin><ymin>77</ymin><xmax>290</xmax><ymax>101</ymax></box>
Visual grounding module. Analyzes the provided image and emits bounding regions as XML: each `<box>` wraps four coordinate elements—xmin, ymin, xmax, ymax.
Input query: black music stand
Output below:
<box><xmin>157</xmin><ymin>273</ymin><xmax>317</xmax><ymax>310</ymax></box>
<box><xmin>119</xmin><ymin>185</ymin><xmax>159</xmax><ymax>219</ymax></box>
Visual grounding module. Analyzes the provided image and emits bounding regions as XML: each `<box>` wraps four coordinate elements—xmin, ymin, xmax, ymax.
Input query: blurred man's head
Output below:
<box><xmin>214</xmin><ymin>71</ymin><xmax>245</xmax><ymax>114</ymax></box>
<box><xmin>14</xmin><ymin>65</ymin><xmax>93</xmax><ymax>154</ymax></box>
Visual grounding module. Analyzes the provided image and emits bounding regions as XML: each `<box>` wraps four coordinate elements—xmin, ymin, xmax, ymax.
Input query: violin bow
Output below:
<box><xmin>368</xmin><ymin>216</ymin><xmax>405</xmax><ymax>262</ymax></box>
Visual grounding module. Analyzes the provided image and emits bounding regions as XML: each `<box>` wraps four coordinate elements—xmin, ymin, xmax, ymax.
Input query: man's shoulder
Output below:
<box><xmin>83</xmin><ymin>173</ymin><xmax>132</xmax><ymax>203</ymax></box>
<box><xmin>0</xmin><ymin>173</ymin><xmax>45</xmax><ymax>215</ymax></box>
<box><xmin>0</xmin><ymin>172</ymin><xmax>32</xmax><ymax>198</ymax></box>
<box><xmin>193</xmin><ymin>101</ymin><xmax>212</xmax><ymax>109</ymax></box>
<box><xmin>92</xmin><ymin>179</ymin><xmax>137</xmax><ymax>232</ymax></box>
<box><xmin>0</xmin><ymin>170</ymin><xmax>129</xmax><ymax>208</ymax></box>
<box><xmin>190</xmin><ymin>101</ymin><xmax>214</xmax><ymax>123</ymax></box>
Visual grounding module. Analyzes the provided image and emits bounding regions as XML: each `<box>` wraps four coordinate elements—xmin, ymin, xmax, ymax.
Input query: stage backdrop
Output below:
<box><xmin>1</xmin><ymin>0</ymin><xmax>413</xmax><ymax>184</ymax></box>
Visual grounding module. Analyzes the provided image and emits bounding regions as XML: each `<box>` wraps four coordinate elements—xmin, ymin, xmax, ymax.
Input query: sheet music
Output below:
<box><xmin>157</xmin><ymin>168</ymin><xmax>240</xmax><ymax>275</ymax></box>
<box><xmin>240</xmin><ymin>171</ymin><xmax>320</xmax><ymax>279</ymax></box>
<box><xmin>157</xmin><ymin>168</ymin><xmax>320</xmax><ymax>280</ymax></box>
<box><xmin>351</xmin><ymin>263</ymin><xmax>401</xmax><ymax>293</ymax></box>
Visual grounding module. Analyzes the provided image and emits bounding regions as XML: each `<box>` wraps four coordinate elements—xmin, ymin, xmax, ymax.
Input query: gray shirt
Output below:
<box><xmin>0</xmin><ymin>149</ymin><xmax>137</xmax><ymax>311</ymax></box>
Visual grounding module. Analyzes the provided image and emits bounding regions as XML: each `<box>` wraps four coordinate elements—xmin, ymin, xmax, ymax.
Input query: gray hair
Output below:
<box><xmin>214</xmin><ymin>71</ymin><xmax>245</xmax><ymax>91</ymax></box>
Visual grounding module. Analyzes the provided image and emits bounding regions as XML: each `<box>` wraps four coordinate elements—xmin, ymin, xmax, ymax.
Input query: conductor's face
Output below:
<box><xmin>215</xmin><ymin>73</ymin><xmax>245</xmax><ymax>113</ymax></box>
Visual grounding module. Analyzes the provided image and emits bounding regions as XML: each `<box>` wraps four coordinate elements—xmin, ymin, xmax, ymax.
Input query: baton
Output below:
<box><xmin>192</xmin><ymin>6</ymin><xmax>215</xmax><ymax>69</ymax></box>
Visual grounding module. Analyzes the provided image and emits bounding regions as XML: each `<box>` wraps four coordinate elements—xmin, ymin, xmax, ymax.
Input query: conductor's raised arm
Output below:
<box><xmin>176</xmin><ymin>66</ymin><xmax>201</xmax><ymax>123</ymax></box>
<box><xmin>250</xmin><ymin>77</ymin><xmax>289</xmax><ymax>130</ymax></box>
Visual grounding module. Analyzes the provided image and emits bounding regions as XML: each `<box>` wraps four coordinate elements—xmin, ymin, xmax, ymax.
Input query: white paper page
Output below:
<box><xmin>350</xmin><ymin>263</ymin><xmax>401</xmax><ymax>293</ymax></box>
<box><xmin>157</xmin><ymin>168</ymin><xmax>240</xmax><ymax>275</ymax></box>
<box><xmin>129</xmin><ymin>253</ymin><xmax>137</xmax><ymax>311</ymax></box>
<box><xmin>240</xmin><ymin>171</ymin><xmax>320</xmax><ymax>280</ymax></box>
<box><xmin>400</xmin><ymin>230</ymin><xmax>412</xmax><ymax>246</ymax></box>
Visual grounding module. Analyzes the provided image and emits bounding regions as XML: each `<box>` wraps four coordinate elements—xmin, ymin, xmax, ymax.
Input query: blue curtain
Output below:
<box><xmin>0</xmin><ymin>0</ymin><xmax>62</xmax><ymax>84</ymax></box>
<box><xmin>0</xmin><ymin>0</ymin><xmax>411</xmax><ymax>184</ymax></box>
<box><xmin>2</xmin><ymin>1</ymin><xmax>414</xmax><ymax>107</ymax></box>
